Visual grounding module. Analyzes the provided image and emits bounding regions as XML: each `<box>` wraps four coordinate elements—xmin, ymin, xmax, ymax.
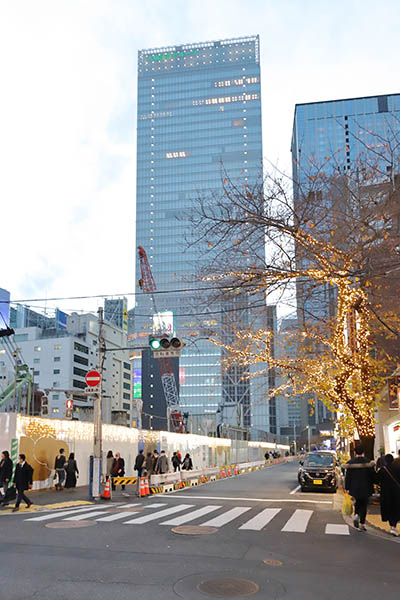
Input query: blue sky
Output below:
<box><xmin>1</xmin><ymin>0</ymin><xmax>399</xmax><ymax>315</ymax></box>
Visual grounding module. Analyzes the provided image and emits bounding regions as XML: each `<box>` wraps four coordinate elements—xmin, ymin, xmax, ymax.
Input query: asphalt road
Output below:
<box><xmin>0</xmin><ymin>461</ymin><xmax>398</xmax><ymax>600</ymax></box>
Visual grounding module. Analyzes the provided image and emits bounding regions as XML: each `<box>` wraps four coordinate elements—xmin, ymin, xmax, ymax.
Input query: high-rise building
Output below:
<box><xmin>134</xmin><ymin>36</ymin><xmax>272</xmax><ymax>437</ymax></box>
<box><xmin>104</xmin><ymin>298</ymin><xmax>128</xmax><ymax>332</ymax></box>
<box><xmin>291</xmin><ymin>93</ymin><xmax>400</xmax><ymax>430</ymax></box>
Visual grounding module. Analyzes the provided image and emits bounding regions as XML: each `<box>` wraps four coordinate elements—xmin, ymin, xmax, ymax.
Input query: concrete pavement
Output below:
<box><xmin>0</xmin><ymin>461</ymin><xmax>398</xmax><ymax>600</ymax></box>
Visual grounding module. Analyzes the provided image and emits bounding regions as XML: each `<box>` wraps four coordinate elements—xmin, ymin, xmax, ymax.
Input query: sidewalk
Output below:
<box><xmin>0</xmin><ymin>485</ymin><xmax>94</xmax><ymax>514</ymax></box>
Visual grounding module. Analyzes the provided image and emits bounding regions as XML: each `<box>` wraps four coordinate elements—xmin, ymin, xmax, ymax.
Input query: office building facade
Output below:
<box><xmin>135</xmin><ymin>36</ymin><xmax>271</xmax><ymax>436</ymax></box>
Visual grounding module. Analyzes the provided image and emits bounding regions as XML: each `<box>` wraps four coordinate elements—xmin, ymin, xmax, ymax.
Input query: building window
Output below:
<box><xmin>123</xmin><ymin>403</ymin><xmax>130</xmax><ymax>410</ymax></box>
<box><xmin>53</xmin><ymin>369</ymin><xmax>60</xmax><ymax>375</ymax></box>
<box><xmin>123</xmin><ymin>382</ymin><xmax>131</xmax><ymax>390</ymax></box>
<box><xmin>73</xmin><ymin>379</ymin><xmax>86</xmax><ymax>390</ymax></box>
<box><xmin>52</xmin><ymin>394</ymin><xmax>59</xmax><ymax>400</ymax></box>
<box><xmin>33</xmin><ymin>358</ymin><xmax>40</xmax><ymax>364</ymax></box>
<box><xmin>123</xmin><ymin>372</ymin><xmax>131</xmax><ymax>380</ymax></box>
<box><xmin>123</xmin><ymin>362</ymin><xmax>131</xmax><ymax>370</ymax></box>
<box><xmin>34</xmin><ymin>346</ymin><xmax>41</xmax><ymax>352</ymax></box>
<box><xmin>54</xmin><ymin>356</ymin><xmax>61</xmax><ymax>362</ymax></box>
<box><xmin>53</xmin><ymin>382</ymin><xmax>59</xmax><ymax>387</ymax></box>
<box><xmin>123</xmin><ymin>392</ymin><xmax>130</xmax><ymax>400</ymax></box>
<box><xmin>73</xmin><ymin>366</ymin><xmax>87</xmax><ymax>377</ymax></box>
<box><xmin>74</xmin><ymin>341</ymin><xmax>89</xmax><ymax>354</ymax></box>
<box><xmin>74</xmin><ymin>354</ymin><xmax>89</xmax><ymax>366</ymax></box>
<box><xmin>34</xmin><ymin>370</ymin><xmax>40</xmax><ymax>376</ymax></box>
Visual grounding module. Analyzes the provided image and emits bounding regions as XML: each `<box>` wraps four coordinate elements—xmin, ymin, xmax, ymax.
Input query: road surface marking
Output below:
<box><xmin>124</xmin><ymin>504</ymin><xmax>194</xmax><ymax>524</ymax></box>
<box><xmin>200</xmin><ymin>506</ymin><xmax>251</xmax><ymax>527</ymax></box>
<box><xmin>96</xmin><ymin>511</ymin><xmax>142</xmax><ymax>522</ymax></box>
<box><xmin>290</xmin><ymin>486</ymin><xmax>301</xmax><ymax>495</ymax></box>
<box><xmin>164</xmin><ymin>495</ymin><xmax>331</xmax><ymax>505</ymax></box>
<box><xmin>325</xmin><ymin>523</ymin><xmax>350</xmax><ymax>535</ymax></box>
<box><xmin>64</xmin><ymin>511</ymin><xmax>109</xmax><ymax>521</ymax></box>
<box><xmin>117</xmin><ymin>503</ymin><xmax>141</xmax><ymax>508</ymax></box>
<box><xmin>239</xmin><ymin>508</ymin><xmax>282</xmax><ymax>531</ymax></box>
<box><xmin>25</xmin><ymin>506</ymin><xmax>108</xmax><ymax>522</ymax></box>
<box><xmin>281</xmin><ymin>509</ymin><xmax>313</xmax><ymax>532</ymax></box>
<box><xmin>161</xmin><ymin>505</ymin><xmax>222</xmax><ymax>526</ymax></box>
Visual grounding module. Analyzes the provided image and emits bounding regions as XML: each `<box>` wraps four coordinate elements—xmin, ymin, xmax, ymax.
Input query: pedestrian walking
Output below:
<box><xmin>182</xmin><ymin>453</ymin><xmax>193</xmax><ymax>471</ymax></box>
<box><xmin>144</xmin><ymin>452</ymin><xmax>153</xmax><ymax>484</ymax></box>
<box><xmin>64</xmin><ymin>453</ymin><xmax>79</xmax><ymax>489</ymax></box>
<box><xmin>264</xmin><ymin>451</ymin><xmax>270</xmax><ymax>461</ymax></box>
<box><xmin>376</xmin><ymin>451</ymin><xmax>386</xmax><ymax>470</ymax></box>
<box><xmin>345</xmin><ymin>445</ymin><xmax>375</xmax><ymax>531</ymax></box>
<box><xmin>12</xmin><ymin>454</ymin><xmax>33</xmax><ymax>512</ymax></box>
<box><xmin>377</xmin><ymin>454</ymin><xmax>400</xmax><ymax>537</ymax></box>
<box><xmin>156</xmin><ymin>450</ymin><xmax>169</xmax><ymax>474</ymax></box>
<box><xmin>152</xmin><ymin>450</ymin><xmax>159</xmax><ymax>475</ymax></box>
<box><xmin>172</xmin><ymin>452</ymin><xmax>181</xmax><ymax>472</ymax></box>
<box><xmin>111</xmin><ymin>452</ymin><xmax>125</xmax><ymax>491</ymax></box>
<box><xmin>106</xmin><ymin>450</ymin><xmax>114</xmax><ymax>477</ymax></box>
<box><xmin>134</xmin><ymin>449</ymin><xmax>145</xmax><ymax>497</ymax></box>
<box><xmin>54</xmin><ymin>448</ymin><xmax>66</xmax><ymax>490</ymax></box>
<box><xmin>0</xmin><ymin>450</ymin><xmax>13</xmax><ymax>501</ymax></box>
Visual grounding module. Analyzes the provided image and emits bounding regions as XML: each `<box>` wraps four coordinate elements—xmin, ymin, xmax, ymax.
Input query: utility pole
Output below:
<box><xmin>92</xmin><ymin>307</ymin><xmax>104</xmax><ymax>499</ymax></box>
<box><xmin>13</xmin><ymin>349</ymin><xmax>18</xmax><ymax>412</ymax></box>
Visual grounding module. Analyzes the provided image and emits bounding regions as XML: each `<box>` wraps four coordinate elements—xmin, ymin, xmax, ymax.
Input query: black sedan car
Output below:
<box><xmin>298</xmin><ymin>451</ymin><xmax>341</xmax><ymax>492</ymax></box>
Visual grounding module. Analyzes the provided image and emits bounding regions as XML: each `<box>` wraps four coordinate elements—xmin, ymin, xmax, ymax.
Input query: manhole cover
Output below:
<box><xmin>45</xmin><ymin>520</ymin><xmax>97</xmax><ymax>529</ymax></box>
<box><xmin>197</xmin><ymin>578</ymin><xmax>259</xmax><ymax>597</ymax></box>
<box><xmin>263</xmin><ymin>559</ymin><xmax>283</xmax><ymax>567</ymax></box>
<box><xmin>172</xmin><ymin>525</ymin><xmax>218</xmax><ymax>535</ymax></box>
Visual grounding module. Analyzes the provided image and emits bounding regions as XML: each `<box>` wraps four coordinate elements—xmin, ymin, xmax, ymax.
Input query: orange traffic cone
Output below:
<box><xmin>140</xmin><ymin>476</ymin><xmax>146</xmax><ymax>498</ymax></box>
<box><xmin>227</xmin><ymin>466</ymin><xmax>232</xmax><ymax>477</ymax></box>
<box><xmin>234</xmin><ymin>465</ymin><xmax>239</xmax><ymax>475</ymax></box>
<box><xmin>221</xmin><ymin>469</ymin><xmax>226</xmax><ymax>478</ymax></box>
<box><xmin>144</xmin><ymin>476</ymin><xmax>150</xmax><ymax>496</ymax></box>
<box><xmin>101</xmin><ymin>476</ymin><xmax>112</xmax><ymax>500</ymax></box>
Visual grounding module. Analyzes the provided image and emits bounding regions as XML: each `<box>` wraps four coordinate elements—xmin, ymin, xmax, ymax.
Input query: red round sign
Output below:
<box><xmin>85</xmin><ymin>370</ymin><xmax>101</xmax><ymax>387</ymax></box>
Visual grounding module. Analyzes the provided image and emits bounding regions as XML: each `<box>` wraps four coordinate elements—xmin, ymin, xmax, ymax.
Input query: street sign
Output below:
<box><xmin>85</xmin><ymin>370</ymin><xmax>101</xmax><ymax>387</ymax></box>
<box><xmin>84</xmin><ymin>386</ymin><xmax>99</xmax><ymax>394</ymax></box>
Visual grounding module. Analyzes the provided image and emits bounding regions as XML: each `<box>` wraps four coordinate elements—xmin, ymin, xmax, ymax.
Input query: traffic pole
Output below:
<box><xmin>92</xmin><ymin>307</ymin><xmax>104</xmax><ymax>500</ymax></box>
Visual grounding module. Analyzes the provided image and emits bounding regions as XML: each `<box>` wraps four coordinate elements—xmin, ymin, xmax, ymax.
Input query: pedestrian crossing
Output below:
<box><xmin>23</xmin><ymin>502</ymin><xmax>350</xmax><ymax>535</ymax></box>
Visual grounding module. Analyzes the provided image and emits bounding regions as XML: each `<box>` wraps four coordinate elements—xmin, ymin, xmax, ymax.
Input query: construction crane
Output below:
<box><xmin>137</xmin><ymin>246</ymin><xmax>184</xmax><ymax>433</ymax></box>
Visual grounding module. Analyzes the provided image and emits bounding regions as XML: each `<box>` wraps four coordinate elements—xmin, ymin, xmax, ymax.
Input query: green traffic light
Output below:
<box><xmin>149</xmin><ymin>338</ymin><xmax>161</xmax><ymax>350</ymax></box>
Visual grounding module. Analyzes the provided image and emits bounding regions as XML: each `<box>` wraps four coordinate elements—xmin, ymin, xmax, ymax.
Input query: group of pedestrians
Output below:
<box><xmin>106</xmin><ymin>450</ymin><xmax>126</xmax><ymax>490</ymax></box>
<box><xmin>54</xmin><ymin>448</ymin><xmax>79</xmax><ymax>490</ymax></box>
<box><xmin>345</xmin><ymin>446</ymin><xmax>400</xmax><ymax>536</ymax></box>
<box><xmin>0</xmin><ymin>451</ymin><xmax>34</xmax><ymax>512</ymax></box>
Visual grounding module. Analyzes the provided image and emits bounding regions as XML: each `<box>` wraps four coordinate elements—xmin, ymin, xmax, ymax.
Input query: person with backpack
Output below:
<box><xmin>0</xmin><ymin>450</ymin><xmax>13</xmax><ymax>501</ymax></box>
<box><xmin>12</xmin><ymin>454</ymin><xmax>33</xmax><ymax>512</ymax></box>
<box><xmin>344</xmin><ymin>445</ymin><xmax>375</xmax><ymax>531</ymax></box>
<box><xmin>182</xmin><ymin>453</ymin><xmax>193</xmax><ymax>471</ymax></box>
<box><xmin>54</xmin><ymin>448</ymin><xmax>66</xmax><ymax>490</ymax></box>
<box><xmin>377</xmin><ymin>454</ymin><xmax>400</xmax><ymax>537</ymax></box>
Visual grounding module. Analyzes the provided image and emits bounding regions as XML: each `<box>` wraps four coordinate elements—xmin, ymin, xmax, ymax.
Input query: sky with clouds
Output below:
<box><xmin>1</xmin><ymin>0</ymin><xmax>399</xmax><ymax>316</ymax></box>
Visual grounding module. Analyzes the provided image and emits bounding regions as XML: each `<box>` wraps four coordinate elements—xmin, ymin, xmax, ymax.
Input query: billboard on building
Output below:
<box><xmin>0</xmin><ymin>288</ymin><xmax>10</xmax><ymax>327</ymax></box>
<box><xmin>152</xmin><ymin>311</ymin><xmax>174</xmax><ymax>335</ymax></box>
<box><xmin>134</xmin><ymin>368</ymin><xmax>142</xmax><ymax>399</ymax></box>
<box><xmin>55</xmin><ymin>309</ymin><xmax>68</xmax><ymax>329</ymax></box>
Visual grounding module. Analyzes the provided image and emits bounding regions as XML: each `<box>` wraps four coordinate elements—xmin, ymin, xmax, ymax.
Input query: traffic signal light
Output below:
<box><xmin>0</xmin><ymin>327</ymin><xmax>15</xmax><ymax>338</ymax></box>
<box><xmin>149</xmin><ymin>336</ymin><xmax>184</xmax><ymax>357</ymax></box>
<box><xmin>65</xmin><ymin>398</ymin><xmax>74</xmax><ymax>419</ymax></box>
<box><xmin>41</xmin><ymin>395</ymin><xmax>49</xmax><ymax>416</ymax></box>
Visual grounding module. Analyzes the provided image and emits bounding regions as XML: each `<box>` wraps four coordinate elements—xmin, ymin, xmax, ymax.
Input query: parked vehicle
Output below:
<box><xmin>298</xmin><ymin>451</ymin><xmax>341</xmax><ymax>492</ymax></box>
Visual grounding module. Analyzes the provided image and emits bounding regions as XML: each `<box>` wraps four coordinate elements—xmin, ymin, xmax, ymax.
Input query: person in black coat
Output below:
<box><xmin>134</xmin><ymin>450</ymin><xmax>145</xmax><ymax>497</ymax></box>
<box><xmin>64</xmin><ymin>453</ymin><xmax>79</xmax><ymax>489</ymax></box>
<box><xmin>345</xmin><ymin>445</ymin><xmax>375</xmax><ymax>531</ymax></box>
<box><xmin>111</xmin><ymin>452</ymin><xmax>125</xmax><ymax>491</ymax></box>
<box><xmin>377</xmin><ymin>454</ymin><xmax>400</xmax><ymax>537</ymax></box>
<box><xmin>0</xmin><ymin>450</ymin><xmax>13</xmax><ymax>501</ymax></box>
<box><xmin>171</xmin><ymin>452</ymin><xmax>181</xmax><ymax>472</ymax></box>
<box><xmin>12</xmin><ymin>454</ymin><xmax>33</xmax><ymax>511</ymax></box>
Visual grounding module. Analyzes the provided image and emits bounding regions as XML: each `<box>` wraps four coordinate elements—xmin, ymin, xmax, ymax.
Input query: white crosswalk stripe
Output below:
<box><xmin>281</xmin><ymin>509</ymin><xmax>313</xmax><ymax>533</ymax></box>
<box><xmin>161</xmin><ymin>505</ymin><xmax>222</xmax><ymax>526</ymax></box>
<box><xmin>22</xmin><ymin>503</ymin><xmax>350</xmax><ymax>536</ymax></box>
<box><xmin>200</xmin><ymin>506</ymin><xmax>252</xmax><ymax>528</ymax></box>
<box><xmin>124</xmin><ymin>504</ymin><xmax>194</xmax><ymax>524</ymax></box>
<box><xmin>239</xmin><ymin>508</ymin><xmax>281</xmax><ymax>531</ymax></box>
<box><xmin>25</xmin><ymin>506</ymin><xmax>110</xmax><ymax>522</ymax></box>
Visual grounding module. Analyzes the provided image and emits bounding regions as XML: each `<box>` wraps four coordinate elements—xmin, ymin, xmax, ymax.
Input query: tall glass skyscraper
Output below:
<box><xmin>291</xmin><ymin>93</ymin><xmax>400</xmax><ymax>428</ymax></box>
<box><xmin>134</xmin><ymin>36</ymin><xmax>271</xmax><ymax>437</ymax></box>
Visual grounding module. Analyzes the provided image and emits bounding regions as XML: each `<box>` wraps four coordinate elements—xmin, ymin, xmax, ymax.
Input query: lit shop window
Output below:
<box><xmin>166</xmin><ymin>151</ymin><xmax>187</xmax><ymax>159</ymax></box>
